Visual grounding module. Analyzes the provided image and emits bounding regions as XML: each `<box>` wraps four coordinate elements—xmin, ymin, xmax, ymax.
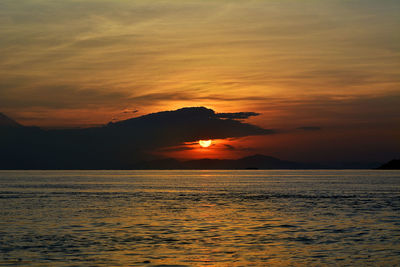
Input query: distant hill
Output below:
<box><xmin>0</xmin><ymin>113</ymin><xmax>21</xmax><ymax>127</ymax></box>
<box><xmin>377</xmin><ymin>159</ymin><xmax>400</xmax><ymax>170</ymax></box>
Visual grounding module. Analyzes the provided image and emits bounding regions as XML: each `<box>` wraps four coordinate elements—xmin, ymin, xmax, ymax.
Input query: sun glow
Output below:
<box><xmin>199</xmin><ymin>140</ymin><xmax>212</xmax><ymax>148</ymax></box>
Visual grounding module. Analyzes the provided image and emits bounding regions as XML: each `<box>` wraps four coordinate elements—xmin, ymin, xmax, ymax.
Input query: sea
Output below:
<box><xmin>0</xmin><ymin>170</ymin><xmax>399</xmax><ymax>266</ymax></box>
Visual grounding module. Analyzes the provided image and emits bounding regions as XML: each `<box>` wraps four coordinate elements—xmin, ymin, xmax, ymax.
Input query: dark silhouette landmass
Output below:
<box><xmin>377</xmin><ymin>159</ymin><xmax>400</xmax><ymax>170</ymax></box>
<box><xmin>0</xmin><ymin>109</ymin><xmax>386</xmax><ymax>170</ymax></box>
<box><xmin>0</xmin><ymin>107</ymin><xmax>273</xmax><ymax>169</ymax></box>
<box><xmin>0</xmin><ymin>113</ymin><xmax>21</xmax><ymax>127</ymax></box>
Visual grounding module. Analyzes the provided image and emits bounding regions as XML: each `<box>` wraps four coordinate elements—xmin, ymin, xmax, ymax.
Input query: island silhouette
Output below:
<box><xmin>1</xmin><ymin>107</ymin><xmax>271</xmax><ymax>169</ymax></box>
<box><xmin>377</xmin><ymin>159</ymin><xmax>400</xmax><ymax>170</ymax></box>
<box><xmin>0</xmin><ymin>108</ymin><xmax>385</xmax><ymax>170</ymax></box>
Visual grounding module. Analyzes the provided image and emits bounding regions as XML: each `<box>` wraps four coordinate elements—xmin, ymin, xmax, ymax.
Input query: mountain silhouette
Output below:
<box><xmin>0</xmin><ymin>113</ymin><xmax>21</xmax><ymax>127</ymax></box>
<box><xmin>377</xmin><ymin>159</ymin><xmax>400</xmax><ymax>170</ymax></box>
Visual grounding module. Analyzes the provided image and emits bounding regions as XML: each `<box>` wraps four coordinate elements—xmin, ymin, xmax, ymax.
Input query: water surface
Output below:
<box><xmin>0</xmin><ymin>170</ymin><xmax>399</xmax><ymax>266</ymax></box>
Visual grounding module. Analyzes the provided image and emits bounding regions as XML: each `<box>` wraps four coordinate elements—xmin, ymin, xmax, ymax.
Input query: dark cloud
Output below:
<box><xmin>158</xmin><ymin>146</ymin><xmax>193</xmax><ymax>152</ymax></box>
<box><xmin>297</xmin><ymin>126</ymin><xmax>321</xmax><ymax>131</ymax></box>
<box><xmin>108</xmin><ymin>107</ymin><xmax>272</xmax><ymax>143</ymax></box>
<box><xmin>224</xmin><ymin>144</ymin><xmax>236</xmax><ymax>150</ymax></box>
<box><xmin>0</xmin><ymin>107</ymin><xmax>273</xmax><ymax>169</ymax></box>
<box><xmin>216</xmin><ymin>112</ymin><xmax>260</xmax><ymax>120</ymax></box>
<box><xmin>122</xmin><ymin>109</ymin><xmax>138</xmax><ymax>114</ymax></box>
<box><xmin>111</xmin><ymin>109</ymin><xmax>139</xmax><ymax>121</ymax></box>
<box><xmin>222</xmin><ymin>144</ymin><xmax>258</xmax><ymax>152</ymax></box>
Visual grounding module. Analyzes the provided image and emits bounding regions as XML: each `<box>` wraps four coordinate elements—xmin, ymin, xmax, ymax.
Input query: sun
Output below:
<box><xmin>199</xmin><ymin>140</ymin><xmax>212</xmax><ymax>148</ymax></box>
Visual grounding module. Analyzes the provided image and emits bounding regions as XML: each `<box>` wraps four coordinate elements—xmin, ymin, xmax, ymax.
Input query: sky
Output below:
<box><xmin>1</xmin><ymin>0</ymin><xmax>399</xmax><ymax>162</ymax></box>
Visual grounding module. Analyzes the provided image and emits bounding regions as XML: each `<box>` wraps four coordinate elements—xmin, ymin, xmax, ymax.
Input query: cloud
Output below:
<box><xmin>0</xmin><ymin>84</ymin><xmax>129</xmax><ymax>109</ymax></box>
<box><xmin>297</xmin><ymin>126</ymin><xmax>321</xmax><ymax>131</ymax></box>
<box><xmin>108</xmin><ymin>107</ymin><xmax>273</xmax><ymax>144</ymax></box>
<box><xmin>216</xmin><ymin>112</ymin><xmax>260</xmax><ymax>120</ymax></box>
<box><xmin>1</xmin><ymin>0</ymin><xmax>399</xmax><ymax>132</ymax></box>
<box><xmin>158</xmin><ymin>146</ymin><xmax>194</xmax><ymax>152</ymax></box>
<box><xmin>224</xmin><ymin>144</ymin><xmax>236</xmax><ymax>150</ymax></box>
<box><xmin>122</xmin><ymin>109</ymin><xmax>138</xmax><ymax>114</ymax></box>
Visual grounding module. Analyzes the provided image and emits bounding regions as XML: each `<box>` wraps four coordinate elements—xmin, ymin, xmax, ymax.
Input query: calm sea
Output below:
<box><xmin>0</xmin><ymin>170</ymin><xmax>399</xmax><ymax>266</ymax></box>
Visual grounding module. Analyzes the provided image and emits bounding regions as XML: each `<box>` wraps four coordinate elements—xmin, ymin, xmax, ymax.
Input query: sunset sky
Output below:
<box><xmin>1</xmin><ymin>0</ymin><xmax>399</xmax><ymax>162</ymax></box>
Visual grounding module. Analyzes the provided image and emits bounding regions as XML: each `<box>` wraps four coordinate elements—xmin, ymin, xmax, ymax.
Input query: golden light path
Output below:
<box><xmin>199</xmin><ymin>140</ymin><xmax>212</xmax><ymax>148</ymax></box>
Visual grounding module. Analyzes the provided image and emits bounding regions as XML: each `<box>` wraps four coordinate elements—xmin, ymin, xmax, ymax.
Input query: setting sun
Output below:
<box><xmin>199</xmin><ymin>140</ymin><xmax>212</xmax><ymax>148</ymax></box>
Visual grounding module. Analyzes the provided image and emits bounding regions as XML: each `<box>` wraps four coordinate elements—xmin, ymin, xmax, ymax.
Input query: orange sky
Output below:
<box><xmin>0</xmin><ymin>0</ymin><xmax>399</xmax><ymax>162</ymax></box>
